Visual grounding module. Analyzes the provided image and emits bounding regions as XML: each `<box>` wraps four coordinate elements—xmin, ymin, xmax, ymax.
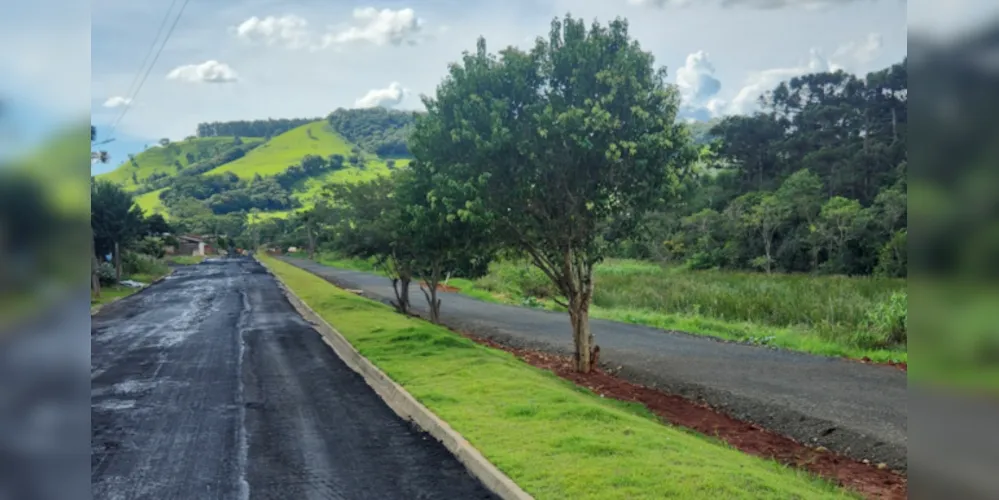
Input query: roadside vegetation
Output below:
<box><xmin>259</xmin><ymin>254</ymin><xmax>852</xmax><ymax>499</ymax></box>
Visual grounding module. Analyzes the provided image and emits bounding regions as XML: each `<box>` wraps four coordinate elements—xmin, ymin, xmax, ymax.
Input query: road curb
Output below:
<box><xmin>90</xmin><ymin>271</ymin><xmax>174</xmax><ymax>316</ymax></box>
<box><xmin>256</xmin><ymin>256</ymin><xmax>534</xmax><ymax>500</ymax></box>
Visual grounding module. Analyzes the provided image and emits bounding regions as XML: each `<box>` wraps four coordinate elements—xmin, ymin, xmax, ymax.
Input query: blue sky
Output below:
<box><xmin>18</xmin><ymin>0</ymin><xmax>936</xmax><ymax>174</ymax></box>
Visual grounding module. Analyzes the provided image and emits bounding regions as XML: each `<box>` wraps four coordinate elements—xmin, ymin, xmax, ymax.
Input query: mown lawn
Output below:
<box><xmin>259</xmin><ymin>254</ymin><xmax>853</xmax><ymax>500</ymax></box>
<box><xmin>306</xmin><ymin>253</ymin><xmax>906</xmax><ymax>364</ymax></box>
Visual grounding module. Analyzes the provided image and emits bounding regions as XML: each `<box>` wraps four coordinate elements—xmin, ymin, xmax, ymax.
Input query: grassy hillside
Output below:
<box><xmin>203</xmin><ymin>121</ymin><xmax>358</xmax><ymax>178</ymax></box>
<box><xmin>98</xmin><ymin>137</ymin><xmax>261</xmax><ymax>191</ymax></box>
<box><xmin>134</xmin><ymin>188</ymin><xmax>169</xmax><ymax>217</ymax></box>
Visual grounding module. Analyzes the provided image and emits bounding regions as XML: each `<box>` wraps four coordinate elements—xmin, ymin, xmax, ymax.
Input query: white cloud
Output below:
<box><xmin>322</xmin><ymin>7</ymin><xmax>425</xmax><ymax>47</ymax></box>
<box><xmin>715</xmin><ymin>33</ymin><xmax>884</xmax><ymax>115</ymax></box>
<box><xmin>103</xmin><ymin>96</ymin><xmax>132</xmax><ymax>108</ymax></box>
<box><xmin>354</xmin><ymin>82</ymin><xmax>408</xmax><ymax>108</ymax></box>
<box><xmin>676</xmin><ymin>51</ymin><xmax>725</xmax><ymax>120</ymax></box>
<box><xmin>233</xmin><ymin>15</ymin><xmax>311</xmax><ymax>49</ymax></box>
<box><xmin>166</xmin><ymin>60</ymin><xmax>239</xmax><ymax>83</ymax></box>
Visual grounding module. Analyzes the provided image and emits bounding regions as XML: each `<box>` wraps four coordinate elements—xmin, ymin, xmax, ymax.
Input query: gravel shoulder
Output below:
<box><xmin>91</xmin><ymin>257</ymin><xmax>496</xmax><ymax>499</ymax></box>
<box><xmin>282</xmin><ymin>256</ymin><xmax>908</xmax><ymax>471</ymax></box>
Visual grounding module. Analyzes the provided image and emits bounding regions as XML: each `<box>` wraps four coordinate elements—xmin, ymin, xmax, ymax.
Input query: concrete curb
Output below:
<box><xmin>90</xmin><ymin>271</ymin><xmax>174</xmax><ymax>316</ymax></box>
<box><xmin>256</xmin><ymin>256</ymin><xmax>533</xmax><ymax>500</ymax></box>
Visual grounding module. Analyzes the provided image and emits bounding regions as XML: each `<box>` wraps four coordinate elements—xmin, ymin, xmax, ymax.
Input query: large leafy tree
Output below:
<box><xmin>410</xmin><ymin>15</ymin><xmax>696</xmax><ymax>372</ymax></box>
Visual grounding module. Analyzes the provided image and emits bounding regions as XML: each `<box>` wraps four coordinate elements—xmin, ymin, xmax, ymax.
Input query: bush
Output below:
<box><xmin>123</xmin><ymin>252</ymin><xmax>168</xmax><ymax>277</ymax></box>
<box><xmin>853</xmin><ymin>291</ymin><xmax>907</xmax><ymax>349</ymax></box>
<box><xmin>96</xmin><ymin>262</ymin><xmax>116</xmax><ymax>286</ymax></box>
<box><xmin>135</xmin><ymin>237</ymin><xmax>166</xmax><ymax>259</ymax></box>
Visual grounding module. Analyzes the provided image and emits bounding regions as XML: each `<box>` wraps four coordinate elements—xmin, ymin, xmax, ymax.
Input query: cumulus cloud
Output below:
<box><xmin>166</xmin><ymin>60</ymin><xmax>239</xmax><ymax>83</ymax></box>
<box><xmin>707</xmin><ymin>33</ymin><xmax>885</xmax><ymax>116</ymax></box>
<box><xmin>233</xmin><ymin>15</ymin><xmax>311</xmax><ymax>49</ymax></box>
<box><xmin>323</xmin><ymin>7</ymin><xmax>425</xmax><ymax>47</ymax></box>
<box><xmin>102</xmin><ymin>96</ymin><xmax>132</xmax><ymax>108</ymax></box>
<box><xmin>629</xmin><ymin>0</ymin><xmax>878</xmax><ymax>8</ymax></box>
<box><xmin>675</xmin><ymin>51</ymin><xmax>725</xmax><ymax>121</ymax></box>
<box><xmin>354</xmin><ymin>82</ymin><xmax>408</xmax><ymax>108</ymax></box>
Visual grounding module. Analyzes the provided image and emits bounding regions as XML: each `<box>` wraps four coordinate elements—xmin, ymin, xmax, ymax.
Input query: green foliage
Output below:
<box><xmin>135</xmin><ymin>236</ymin><xmax>166</xmax><ymax>259</ymax></box>
<box><xmin>853</xmin><ymin>291</ymin><xmax>907</xmax><ymax>349</ymax></box>
<box><xmin>122</xmin><ymin>252</ymin><xmax>168</xmax><ymax>277</ymax></box>
<box><xmin>97</xmin><ymin>137</ymin><xmax>257</xmax><ymax>191</ymax></box>
<box><xmin>327</xmin><ymin>107</ymin><xmax>418</xmax><ymax>157</ymax></box>
<box><xmin>196</xmin><ymin>117</ymin><xmax>319</xmax><ymax>138</ymax></box>
<box><xmin>96</xmin><ymin>261</ymin><xmax>116</xmax><ymax>286</ymax></box>
<box><xmin>91</xmin><ymin>179</ymin><xmax>145</xmax><ymax>258</ymax></box>
<box><xmin>411</xmin><ymin>14</ymin><xmax>695</xmax><ymax>306</ymax></box>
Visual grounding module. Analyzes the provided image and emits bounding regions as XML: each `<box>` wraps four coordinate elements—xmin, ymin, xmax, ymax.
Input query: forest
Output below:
<box><xmin>196</xmin><ymin>117</ymin><xmax>320</xmax><ymax>138</ymax></box>
<box><xmin>326</xmin><ymin>107</ymin><xmax>419</xmax><ymax>157</ymax></box>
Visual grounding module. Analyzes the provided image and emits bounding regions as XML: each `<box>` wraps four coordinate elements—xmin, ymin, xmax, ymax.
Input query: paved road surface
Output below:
<box><xmin>91</xmin><ymin>258</ymin><xmax>496</xmax><ymax>500</ymax></box>
<box><xmin>283</xmin><ymin>257</ymin><xmax>908</xmax><ymax>471</ymax></box>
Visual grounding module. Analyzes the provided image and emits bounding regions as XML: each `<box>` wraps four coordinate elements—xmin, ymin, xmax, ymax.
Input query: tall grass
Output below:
<box><xmin>475</xmin><ymin>259</ymin><xmax>907</xmax><ymax>359</ymax></box>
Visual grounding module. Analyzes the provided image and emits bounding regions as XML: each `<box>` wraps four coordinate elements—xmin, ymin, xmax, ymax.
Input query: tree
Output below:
<box><xmin>185</xmin><ymin>152</ymin><xmax>196</xmax><ymax>165</ymax></box>
<box><xmin>159</xmin><ymin>138</ymin><xmax>170</xmax><ymax>147</ymax></box>
<box><xmin>91</xmin><ymin>179</ymin><xmax>145</xmax><ymax>282</ymax></box>
<box><xmin>397</xmin><ymin>162</ymin><xmax>495</xmax><ymax>323</ymax></box>
<box><xmin>144</xmin><ymin>213</ymin><xmax>172</xmax><ymax>235</ymax></box>
<box><xmin>410</xmin><ymin>15</ymin><xmax>695</xmax><ymax>372</ymax></box>
<box><xmin>91</xmin><ymin>127</ymin><xmax>111</xmax><ymax>295</ymax></box>
<box><xmin>743</xmin><ymin>194</ymin><xmax>789</xmax><ymax>273</ymax></box>
<box><xmin>775</xmin><ymin>169</ymin><xmax>824</xmax><ymax>269</ymax></box>
<box><xmin>818</xmin><ymin>196</ymin><xmax>866</xmax><ymax>272</ymax></box>
<box><xmin>325</xmin><ymin>176</ymin><xmax>417</xmax><ymax>314</ymax></box>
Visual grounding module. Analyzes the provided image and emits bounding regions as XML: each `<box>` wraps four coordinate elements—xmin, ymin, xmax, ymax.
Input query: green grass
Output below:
<box><xmin>258</xmin><ymin>254</ymin><xmax>852</xmax><ymax>500</ymax></box>
<box><xmin>134</xmin><ymin>188</ymin><xmax>169</xmax><ymax>217</ymax></box>
<box><xmin>307</xmin><ymin>253</ymin><xmax>906</xmax><ymax>363</ymax></box>
<box><xmin>166</xmin><ymin>255</ymin><xmax>206</xmax><ymax>265</ymax></box>
<box><xmin>204</xmin><ymin>121</ymin><xmax>357</xmax><ymax>178</ymax></box>
<box><xmin>97</xmin><ymin>137</ymin><xmax>256</xmax><ymax>190</ymax></box>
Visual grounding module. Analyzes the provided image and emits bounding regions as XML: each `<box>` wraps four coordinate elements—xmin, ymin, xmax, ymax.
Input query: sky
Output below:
<box><xmin>41</xmin><ymin>0</ymin><xmax>925</xmax><ymax>174</ymax></box>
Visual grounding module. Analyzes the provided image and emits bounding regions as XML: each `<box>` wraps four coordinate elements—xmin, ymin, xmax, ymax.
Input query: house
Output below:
<box><xmin>170</xmin><ymin>235</ymin><xmax>215</xmax><ymax>256</ymax></box>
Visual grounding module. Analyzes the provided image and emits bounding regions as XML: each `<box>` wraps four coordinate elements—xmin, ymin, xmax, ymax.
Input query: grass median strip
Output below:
<box><xmin>259</xmin><ymin>254</ymin><xmax>852</xmax><ymax>499</ymax></box>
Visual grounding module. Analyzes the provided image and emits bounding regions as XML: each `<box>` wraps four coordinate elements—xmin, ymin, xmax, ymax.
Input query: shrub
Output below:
<box><xmin>853</xmin><ymin>291</ymin><xmax>907</xmax><ymax>349</ymax></box>
<box><xmin>135</xmin><ymin>237</ymin><xmax>166</xmax><ymax>259</ymax></box>
<box><xmin>96</xmin><ymin>262</ymin><xmax>116</xmax><ymax>286</ymax></box>
<box><xmin>123</xmin><ymin>252</ymin><xmax>168</xmax><ymax>277</ymax></box>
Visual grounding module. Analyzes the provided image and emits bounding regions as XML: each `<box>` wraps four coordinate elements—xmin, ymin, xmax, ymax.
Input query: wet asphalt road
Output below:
<box><xmin>283</xmin><ymin>257</ymin><xmax>908</xmax><ymax>471</ymax></box>
<box><xmin>91</xmin><ymin>258</ymin><xmax>496</xmax><ymax>500</ymax></box>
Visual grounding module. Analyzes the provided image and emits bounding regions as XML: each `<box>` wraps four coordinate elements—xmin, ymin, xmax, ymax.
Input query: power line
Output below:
<box><xmin>106</xmin><ymin>0</ymin><xmax>181</xmax><ymax>135</ymax></box>
<box><xmin>107</xmin><ymin>0</ymin><xmax>192</xmax><ymax>139</ymax></box>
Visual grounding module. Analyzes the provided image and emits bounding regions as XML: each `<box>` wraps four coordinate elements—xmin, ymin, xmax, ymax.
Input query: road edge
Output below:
<box><xmin>255</xmin><ymin>255</ymin><xmax>534</xmax><ymax>500</ymax></box>
<box><xmin>90</xmin><ymin>271</ymin><xmax>175</xmax><ymax>316</ymax></box>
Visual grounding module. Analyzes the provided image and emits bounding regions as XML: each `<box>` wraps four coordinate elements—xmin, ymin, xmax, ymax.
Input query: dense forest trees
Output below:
<box><xmin>615</xmin><ymin>59</ymin><xmax>908</xmax><ymax>277</ymax></box>
<box><xmin>326</xmin><ymin>107</ymin><xmax>421</xmax><ymax>157</ymax></box>
<box><xmin>196</xmin><ymin>118</ymin><xmax>320</xmax><ymax>138</ymax></box>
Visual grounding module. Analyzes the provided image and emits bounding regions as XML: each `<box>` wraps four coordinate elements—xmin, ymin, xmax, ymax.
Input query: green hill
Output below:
<box><xmin>203</xmin><ymin>121</ymin><xmax>357</xmax><ymax>178</ymax></box>
<box><xmin>111</xmin><ymin>117</ymin><xmax>414</xmax><ymax>224</ymax></box>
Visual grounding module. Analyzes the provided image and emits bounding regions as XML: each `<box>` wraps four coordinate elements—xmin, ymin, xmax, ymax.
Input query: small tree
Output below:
<box><xmin>743</xmin><ymin>194</ymin><xmax>789</xmax><ymax>273</ymax></box>
<box><xmin>397</xmin><ymin>162</ymin><xmax>494</xmax><ymax>323</ymax></box>
<box><xmin>818</xmin><ymin>196</ymin><xmax>866</xmax><ymax>272</ymax></box>
<box><xmin>410</xmin><ymin>15</ymin><xmax>695</xmax><ymax>372</ymax></box>
<box><xmin>159</xmin><ymin>138</ymin><xmax>170</xmax><ymax>147</ymax></box>
<box><xmin>326</xmin><ymin>177</ymin><xmax>416</xmax><ymax>314</ymax></box>
<box><xmin>91</xmin><ymin>179</ymin><xmax>145</xmax><ymax>282</ymax></box>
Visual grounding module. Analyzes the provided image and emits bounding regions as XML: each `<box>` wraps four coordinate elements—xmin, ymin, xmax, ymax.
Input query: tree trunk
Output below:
<box><xmin>391</xmin><ymin>274</ymin><xmax>411</xmax><ymax>314</ymax></box>
<box><xmin>568</xmin><ymin>294</ymin><xmax>593</xmax><ymax>373</ymax></box>
<box><xmin>114</xmin><ymin>241</ymin><xmax>121</xmax><ymax>283</ymax></box>
<box><xmin>420</xmin><ymin>262</ymin><xmax>443</xmax><ymax>324</ymax></box>
<box><xmin>91</xmin><ymin>242</ymin><xmax>101</xmax><ymax>297</ymax></box>
<box><xmin>306</xmin><ymin>224</ymin><xmax>316</xmax><ymax>260</ymax></box>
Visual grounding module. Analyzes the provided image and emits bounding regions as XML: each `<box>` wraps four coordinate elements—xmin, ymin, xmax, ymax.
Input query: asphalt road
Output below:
<box><xmin>283</xmin><ymin>257</ymin><xmax>909</xmax><ymax>471</ymax></box>
<box><xmin>91</xmin><ymin>257</ymin><xmax>496</xmax><ymax>500</ymax></box>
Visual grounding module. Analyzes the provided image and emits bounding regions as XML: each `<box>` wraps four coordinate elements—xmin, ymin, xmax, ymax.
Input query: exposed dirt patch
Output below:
<box><xmin>419</xmin><ymin>281</ymin><xmax>461</xmax><ymax>293</ymax></box>
<box><xmin>859</xmin><ymin>356</ymin><xmax>907</xmax><ymax>372</ymax></box>
<box><xmin>461</xmin><ymin>334</ymin><xmax>907</xmax><ymax>500</ymax></box>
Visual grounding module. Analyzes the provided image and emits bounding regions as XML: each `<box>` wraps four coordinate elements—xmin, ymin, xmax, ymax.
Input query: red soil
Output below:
<box><xmin>419</xmin><ymin>281</ymin><xmax>461</xmax><ymax>293</ymax></box>
<box><xmin>460</xmin><ymin>334</ymin><xmax>908</xmax><ymax>500</ymax></box>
